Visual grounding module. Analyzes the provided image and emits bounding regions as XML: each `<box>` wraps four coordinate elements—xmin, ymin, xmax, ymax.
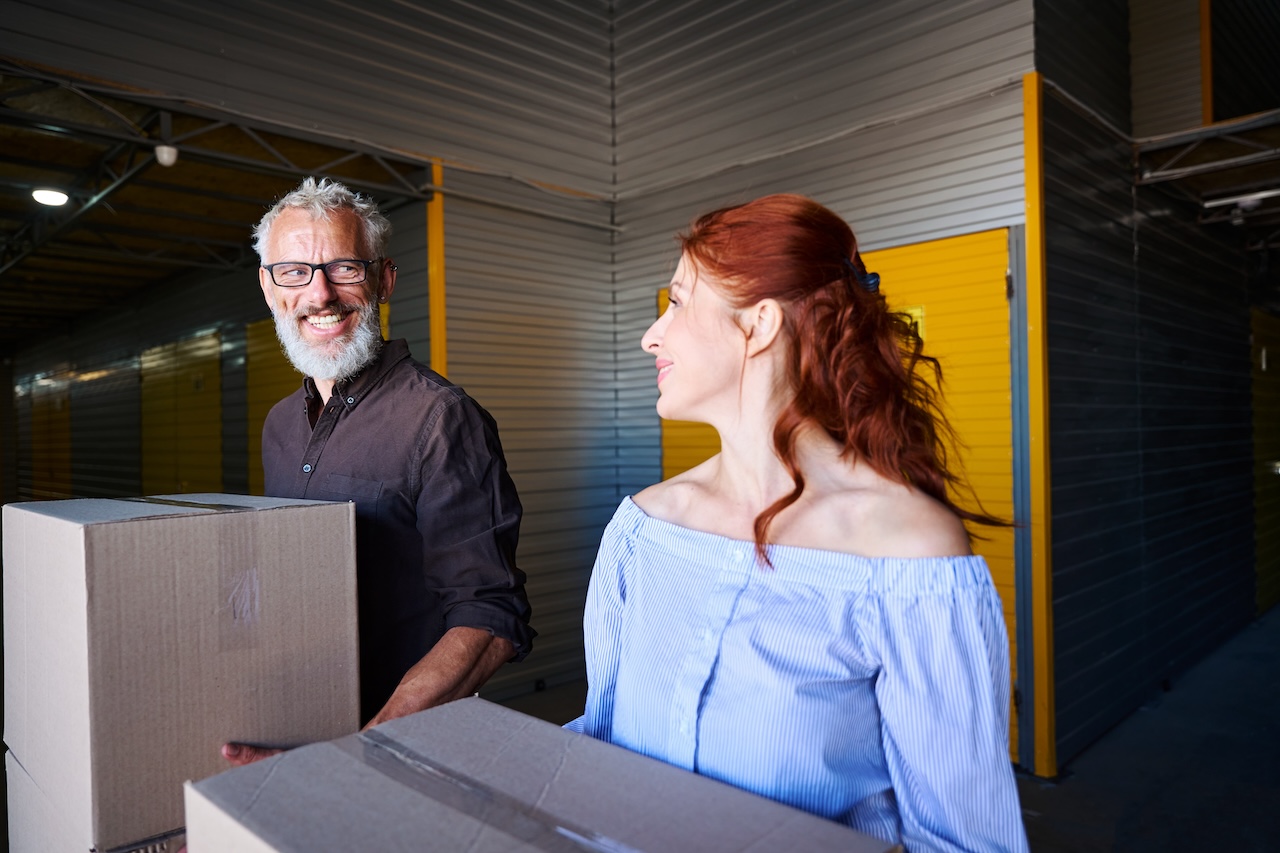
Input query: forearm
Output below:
<box><xmin>363</xmin><ymin>626</ymin><xmax>514</xmax><ymax>729</ymax></box>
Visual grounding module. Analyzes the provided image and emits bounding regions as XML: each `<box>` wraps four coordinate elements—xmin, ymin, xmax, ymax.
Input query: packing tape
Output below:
<box><xmin>336</xmin><ymin>729</ymin><xmax>646</xmax><ymax>853</ymax></box>
<box><xmin>116</xmin><ymin>496</ymin><xmax>254</xmax><ymax>513</ymax></box>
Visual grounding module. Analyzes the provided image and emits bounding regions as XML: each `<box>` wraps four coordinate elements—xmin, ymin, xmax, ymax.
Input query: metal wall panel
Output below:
<box><xmin>384</xmin><ymin>202</ymin><xmax>429</xmax><ymax>358</ymax></box>
<box><xmin>1212</xmin><ymin>0</ymin><xmax>1280</xmax><ymax>122</ymax></box>
<box><xmin>442</xmin><ymin>173</ymin><xmax>615</xmax><ymax>699</ymax></box>
<box><xmin>1043</xmin><ymin>89</ymin><xmax>1253</xmax><ymax>764</ymax></box>
<box><xmin>0</xmin><ymin>0</ymin><xmax>615</xmax><ymax>199</ymax></box>
<box><xmin>1034</xmin><ymin>0</ymin><xmax>1132</xmax><ymax>133</ymax></box>
<box><xmin>614</xmin><ymin>0</ymin><xmax>1033</xmax><ymax>196</ymax></box>
<box><xmin>1130</xmin><ymin>0</ymin><xmax>1202</xmax><ymax>136</ymax></box>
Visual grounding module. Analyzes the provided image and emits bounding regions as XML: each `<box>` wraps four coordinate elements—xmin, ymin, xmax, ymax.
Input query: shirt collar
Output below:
<box><xmin>302</xmin><ymin>339</ymin><xmax>412</xmax><ymax>411</ymax></box>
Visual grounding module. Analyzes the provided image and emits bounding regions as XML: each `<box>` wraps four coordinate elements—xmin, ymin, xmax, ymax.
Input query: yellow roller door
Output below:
<box><xmin>141</xmin><ymin>331</ymin><xmax>222</xmax><ymax>495</ymax></box>
<box><xmin>865</xmin><ymin>229</ymin><xmax>1017</xmax><ymax>752</ymax></box>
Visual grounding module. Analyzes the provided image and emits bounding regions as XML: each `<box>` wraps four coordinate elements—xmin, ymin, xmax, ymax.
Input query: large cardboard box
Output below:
<box><xmin>186</xmin><ymin>697</ymin><xmax>899</xmax><ymax>853</ymax></box>
<box><xmin>4</xmin><ymin>494</ymin><xmax>360</xmax><ymax>852</ymax></box>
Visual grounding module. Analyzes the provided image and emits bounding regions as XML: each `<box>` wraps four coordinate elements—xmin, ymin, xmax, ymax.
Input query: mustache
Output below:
<box><xmin>290</xmin><ymin>298</ymin><xmax>370</xmax><ymax>320</ymax></box>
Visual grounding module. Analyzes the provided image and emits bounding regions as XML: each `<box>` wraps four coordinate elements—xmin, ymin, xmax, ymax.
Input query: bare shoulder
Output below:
<box><xmin>809</xmin><ymin>481</ymin><xmax>972</xmax><ymax>559</ymax></box>
<box><xmin>632</xmin><ymin>457</ymin><xmax>719</xmax><ymax>525</ymax></box>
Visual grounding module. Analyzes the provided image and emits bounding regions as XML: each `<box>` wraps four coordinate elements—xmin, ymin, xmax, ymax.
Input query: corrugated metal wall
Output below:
<box><xmin>1034</xmin><ymin>0</ymin><xmax>1132</xmax><ymax>133</ymax></box>
<box><xmin>442</xmin><ymin>173</ymin><xmax>615</xmax><ymax>697</ymax></box>
<box><xmin>0</xmin><ymin>0</ymin><xmax>614</xmax><ymax>199</ymax></box>
<box><xmin>1130</xmin><ymin>0</ymin><xmax>1202</xmax><ymax>136</ymax></box>
<box><xmin>613</xmin><ymin>0</ymin><xmax>1034</xmax><ymax>499</ymax></box>
<box><xmin>1042</xmin><ymin>88</ymin><xmax>1254</xmax><ymax>764</ymax></box>
<box><xmin>1211</xmin><ymin>0</ymin><xmax>1280</xmax><ymax>122</ymax></box>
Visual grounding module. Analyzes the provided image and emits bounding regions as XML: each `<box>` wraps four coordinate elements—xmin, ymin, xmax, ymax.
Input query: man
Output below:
<box><xmin>224</xmin><ymin>177</ymin><xmax>534</xmax><ymax>764</ymax></box>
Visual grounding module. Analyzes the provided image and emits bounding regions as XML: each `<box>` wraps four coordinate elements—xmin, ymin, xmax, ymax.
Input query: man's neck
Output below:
<box><xmin>314</xmin><ymin>377</ymin><xmax>337</xmax><ymax>402</ymax></box>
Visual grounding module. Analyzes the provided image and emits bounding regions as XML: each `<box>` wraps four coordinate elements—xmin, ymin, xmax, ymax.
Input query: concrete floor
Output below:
<box><xmin>499</xmin><ymin>606</ymin><xmax>1280</xmax><ymax>852</ymax></box>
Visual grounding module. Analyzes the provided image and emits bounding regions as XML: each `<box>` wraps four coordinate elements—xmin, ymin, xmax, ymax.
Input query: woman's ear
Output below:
<box><xmin>743</xmin><ymin>298</ymin><xmax>784</xmax><ymax>357</ymax></box>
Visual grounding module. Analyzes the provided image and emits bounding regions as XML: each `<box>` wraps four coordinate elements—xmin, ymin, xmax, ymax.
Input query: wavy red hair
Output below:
<box><xmin>678</xmin><ymin>194</ymin><xmax>1004</xmax><ymax>562</ymax></box>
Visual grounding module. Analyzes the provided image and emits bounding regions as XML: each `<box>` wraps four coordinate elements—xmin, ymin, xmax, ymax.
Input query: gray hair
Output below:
<box><xmin>253</xmin><ymin>177</ymin><xmax>392</xmax><ymax>261</ymax></box>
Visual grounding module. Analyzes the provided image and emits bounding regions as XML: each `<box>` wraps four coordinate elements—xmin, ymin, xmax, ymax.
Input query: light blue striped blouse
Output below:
<box><xmin>566</xmin><ymin>498</ymin><xmax>1029</xmax><ymax>852</ymax></box>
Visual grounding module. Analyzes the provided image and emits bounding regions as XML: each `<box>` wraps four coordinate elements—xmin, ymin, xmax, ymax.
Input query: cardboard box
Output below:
<box><xmin>4</xmin><ymin>494</ymin><xmax>360</xmax><ymax>852</ymax></box>
<box><xmin>186</xmin><ymin>698</ymin><xmax>899</xmax><ymax>853</ymax></box>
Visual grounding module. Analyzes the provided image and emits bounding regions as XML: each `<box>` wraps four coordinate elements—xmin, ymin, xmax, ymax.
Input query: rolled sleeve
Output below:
<box><xmin>416</xmin><ymin>394</ymin><xmax>535</xmax><ymax>659</ymax></box>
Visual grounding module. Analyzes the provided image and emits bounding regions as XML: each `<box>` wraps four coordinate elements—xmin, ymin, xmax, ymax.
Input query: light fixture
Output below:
<box><xmin>32</xmin><ymin>188</ymin><xmax>69</xmax><ymax>206</ymax></box>
<box><xmin>154</xmin><ymin>144</ymin><xmax>179</xmax><ymax>167</ymax></box>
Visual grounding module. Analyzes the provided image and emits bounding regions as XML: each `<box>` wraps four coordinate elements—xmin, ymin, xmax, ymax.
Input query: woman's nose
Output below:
<box><xmin>641</xmin><ymin>312</ymin><xmax>667</xmax><ymax>353</ymax></box>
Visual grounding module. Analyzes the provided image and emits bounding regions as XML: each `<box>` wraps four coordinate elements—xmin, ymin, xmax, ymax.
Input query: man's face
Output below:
<box><xmin>258</xmin><ymin>207</ymin><xmax>395</xmax><ymax>381</ymax></box>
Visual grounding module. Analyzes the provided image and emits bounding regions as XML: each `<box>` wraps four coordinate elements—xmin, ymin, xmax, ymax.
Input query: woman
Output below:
<box><xmin>567</xmin><ymin>195</ymin><xmax>1028</xmax><ymax>852</ymax></box>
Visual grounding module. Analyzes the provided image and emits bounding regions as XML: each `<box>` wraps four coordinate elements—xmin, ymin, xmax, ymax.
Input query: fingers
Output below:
<box><xmin>221</xmin><ymin>742</ymin><xmax>284</xmax><ymax>767</ymax></box>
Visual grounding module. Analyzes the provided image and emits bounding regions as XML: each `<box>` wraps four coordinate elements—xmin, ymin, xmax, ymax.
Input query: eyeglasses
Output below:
<box><xmin>262</xmin><ymin>258</ymin><xmax>380</xmax><ymax>288</ymax></box>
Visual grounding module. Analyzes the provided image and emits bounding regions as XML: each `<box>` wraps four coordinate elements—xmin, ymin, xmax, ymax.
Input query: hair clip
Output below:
<box><xmin>842</xmin><ymin>255</ymin><xmax>880</xmax><ymax>294</ymax></box>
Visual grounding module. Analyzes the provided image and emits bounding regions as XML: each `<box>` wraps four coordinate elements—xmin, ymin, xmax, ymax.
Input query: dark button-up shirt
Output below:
<box><xmin>262</xmin><ymin>339</ymin><xmax>534</xmax><ymax>721</ymax></box>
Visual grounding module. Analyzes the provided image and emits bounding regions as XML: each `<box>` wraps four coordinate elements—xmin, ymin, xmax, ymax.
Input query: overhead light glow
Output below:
<box><xmin>33</xmin><ymin>189</ymin><xmax>69</xmax><ymax>206</ymax></box>
<box><xmin>154</xmin><ymin>144</ymin><xmax>179</xmax><ymax>167</ymax></box>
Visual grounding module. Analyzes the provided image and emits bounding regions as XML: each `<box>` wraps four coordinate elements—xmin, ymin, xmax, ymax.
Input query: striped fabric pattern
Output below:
<box><xmin>567</xmin><ymin>498</ymin><xmax>1029</xmax><ymax>852</ymax></box>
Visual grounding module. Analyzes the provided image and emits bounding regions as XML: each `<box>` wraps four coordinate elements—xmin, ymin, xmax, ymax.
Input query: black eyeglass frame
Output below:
<box><xmin>261</xmin><ymin>258</ymin><xmax>384</xmax><ymax>288</ymax></box>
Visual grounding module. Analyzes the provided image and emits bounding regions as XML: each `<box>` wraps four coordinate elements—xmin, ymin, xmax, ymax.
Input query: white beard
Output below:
<box><xmin>274</xmin><ymin>298</ymin><xmax>383</xmax><ymax>383</ymax></box>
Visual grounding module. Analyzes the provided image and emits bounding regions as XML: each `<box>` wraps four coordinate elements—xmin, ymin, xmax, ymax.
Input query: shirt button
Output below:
<box><xmin>702</xmin><ymin>629</ymin><xmax>713</xmax><ymax>643</ymax></box>
<box><xmin>678</xmin><ymin>722</ymin><xmax>689</xmax><ymax>735</ymax></box>
<box><xmin>302</xmin><ymin>464</ymin><xmax>313</xmax><ymax>473</ymax></box>
<box><xmin>732</xmin><ymin>550</ymin><xmax>744</xmax><ymax>562</ymax></box>
<box><xmin>346</xmin><ymin>396</ymin><xmax>355</xmax><ymax>404</ymax></box>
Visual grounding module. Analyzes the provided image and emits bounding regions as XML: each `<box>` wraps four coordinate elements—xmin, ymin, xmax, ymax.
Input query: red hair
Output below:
<box><xmin>678</xmin><ymin>194</ymin><xmax>1004</xmax><ymax>562</ymax></box>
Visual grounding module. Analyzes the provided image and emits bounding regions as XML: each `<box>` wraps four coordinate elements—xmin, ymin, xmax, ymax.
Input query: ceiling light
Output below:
<box><xmin>32</xmin><ymin>189</ymin><xmax>69</xmax><ymax>206</ymax></box>
<box><xmin>154</xmin><ymin>144</ymin><xmax>179</xmax><ymax>167</ymax></box>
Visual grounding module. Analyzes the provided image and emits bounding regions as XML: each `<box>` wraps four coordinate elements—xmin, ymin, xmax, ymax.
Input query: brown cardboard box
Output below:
<box><xmin>185</xmin><ymin>697</ymin><xmax>900</xmax><ymax>853</ymax></box>
<box><xmin>3</xmin><ymin>494</ymin><xmax>360</xmax><ymax>853</ymax></box>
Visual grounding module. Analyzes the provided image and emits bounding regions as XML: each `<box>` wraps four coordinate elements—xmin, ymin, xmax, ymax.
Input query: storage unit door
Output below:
<box><xmin>867</xmin><ymin>229</ymin><xmax>1018</xmax><ymax>752</ymax></box>
<box><xmin>140</xmin><ymin>331</ymin><xmax>223</xmax><ymax>495</ymax></box>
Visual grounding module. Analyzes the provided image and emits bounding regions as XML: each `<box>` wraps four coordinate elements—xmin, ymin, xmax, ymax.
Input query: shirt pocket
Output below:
<box><xmin>320</xmin><ymin>473</ymin><xmax>384</xmax><ymax>522</ymax></box>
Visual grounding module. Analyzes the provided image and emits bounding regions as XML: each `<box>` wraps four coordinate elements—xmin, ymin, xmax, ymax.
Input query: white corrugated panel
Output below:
<box><xmin>1</xmin><ymin>0</ymin><xmax>615</xmax><ymax>198</ymax></box>
<box><xmin>1130</xmin><ymin>0</ymin><xmax>1201</xmax><ymax>136</ymax></box>
<box><xmin>442</xmin><ymin>171</ymin><xmax>615</xmax><ymax>698</ymax></box>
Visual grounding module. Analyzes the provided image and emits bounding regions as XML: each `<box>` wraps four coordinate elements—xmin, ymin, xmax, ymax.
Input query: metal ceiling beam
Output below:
<box><xmin>39</xmin><ymin>243</ymin><xmax>253</xmax><ymax>271</ymax></box>
<box><xmin>0</xmin><ymin>144</ymin><xmax>157</xmax><ymax>278</ymax></box>
<box><xmin>1136</xmin><ymin>108</ymin><xmax>1280</xmax><ymax>153</ymax></box>
<box><xmin>0</xmin><ymin>105</ymin><xmax>429</xmax><ymax>203</ymax></box>
<box><xmin>0</xmin><ymin>70</ymin><xmax>619</xmax><ymax>231</ymax></box>
<box><xmin>1139</xmin><ymin>147</ymin><xmax>1280</xmax><ymax>184</ymax></box>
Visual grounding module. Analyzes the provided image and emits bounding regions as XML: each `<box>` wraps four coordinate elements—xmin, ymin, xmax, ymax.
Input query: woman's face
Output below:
<box><xmin>641</xmin><ymin>254</ymin><xmax>747</xmax><ymax>423</ymax></box>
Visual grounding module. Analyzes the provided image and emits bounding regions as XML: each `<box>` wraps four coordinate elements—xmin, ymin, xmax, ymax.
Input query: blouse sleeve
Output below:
<box><xmin>858</xmin><ymin>558</ymin><xmax>1029</xmax><ymax>853</ymax></box>
<box><xmin>564</xmin><ymin>514</ymin><xmax>632</xmax><ymax>738</ymax></box>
